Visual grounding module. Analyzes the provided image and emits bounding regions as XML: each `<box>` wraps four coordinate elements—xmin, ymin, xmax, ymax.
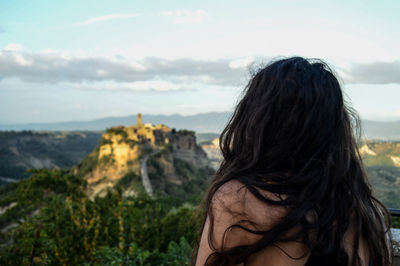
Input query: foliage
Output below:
<box><xmin>115</xmin><ymin>171</ymin><xmax>144</xmax><ymax>193</ymax></box>
<box><xmin>125</xmin><ymin>139</ymin><xmax>139</xmax><ymax>148</ymax></box>
<box><xmin>106</xmin><ymin>127</ymin><xmax>128</xmax><ymax>139</ymax></box>
<box><xmin>75</xmin><ymin>147</ymin><xmax>100</xmax><ymax>177</ymax></box>
<box><xmin>0</xmin><ymin>169</ymin><xmax>201</xmax><ymax>265</ymax></box>
<box><xmin>140</xmin><ymin>146</ymin><xmax>154</xmax><ymax>159</ymax></box>
<box><xmin>2</xmin><ymin>136</ymin><xmax>400</xmax><ymax>265</ymax></box>
<box><xmin>99</xmin><ymin>137</ymin><xmax>113</xmax><ymax>145</ymax></box>
<box><xmin>99</xmin><ymin>154</ymin><xmax>114</xmax><ymax>165</ymax></box>
<box><xmin>392</xmin><ymin>216</ymin><xmax>400</xmax><ymax>229</ymax></box>
<box><xmin>146</xmin><ymin>156</ymin><xmax>210</xmax><ymax>204</ymax></box>
<box><xmin>359</xmin><ymin>141</ymin><xmax>400</xmax><ymax>209</ymax></box>
<box><xmin>365</xmin><ymin>165</ymin><xmax>400</xmax><ymax>208</ymax></box>
<box><xmin>178</xmin><ymin>130</ymin><xmax>195</xmax><ymax>136</ymax></box>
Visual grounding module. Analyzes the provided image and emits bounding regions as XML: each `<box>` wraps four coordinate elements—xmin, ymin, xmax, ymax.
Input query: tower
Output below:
<box><xmin>137</xmin><ymin>113</ymin><xmax>142</xmax><ymax>127</ymax></box>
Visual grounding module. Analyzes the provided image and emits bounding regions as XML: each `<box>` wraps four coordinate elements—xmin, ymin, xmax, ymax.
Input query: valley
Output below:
<box><xmin>0</xmin><ymin>115</ymin><xmax>399</xmax><ymax>265</ymax></box>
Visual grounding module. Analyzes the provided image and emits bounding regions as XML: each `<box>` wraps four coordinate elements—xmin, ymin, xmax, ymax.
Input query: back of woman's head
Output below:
<box><xmin>223</xmin><ymin>57</ymin><xmax>352</xmax><ymax>176</ymax></box>
<box><xmin>198</xmin><ymin>57</ymin><xmax>391</xmax><ymax>266</ymax></box>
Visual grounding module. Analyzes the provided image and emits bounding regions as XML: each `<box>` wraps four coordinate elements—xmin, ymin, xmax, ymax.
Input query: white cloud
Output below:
<box><xmin>76</xmin><ymin>13</ymin><xmax>139</xmax><ymax>25</ymax></box>
<box><xmin>1</xmin><ymin>47</ymin><xmax>398</xmax><ymax>93</ymax></box>
<box><xmin>4</xmin><ymin>43</ymin><xmax>23</xmax><ymax>52</ymax></box>
<box><xmin>13</xmin><ymin>53</ymin><xmax>33</xmax><ymax>66</ymax></box>
<box><xmin>73</xmin><ymin>80</ymin><xmax>188</xmax><ymax>92</ymax></box>
<box><xmin>160</xmin><ymin>9</ymin><xmax>209</xmax><ymax>24</ymax></box>
<box><xmin>127</xmin><ymin>80</ymin><xmax>183</xmax><ymax>92</ymax></box>
<box><xmin>0</xmin><ymin>49</ymin><xmax>246</xmax><ymax>86</ymax></box>
<box><xmin>229</xmin><ymin>57</ymin><xmax>254</xmax><ymax>69</ymax></box>
<box><xmin>343</xmin><ymin>61</ymin><xmax>400</xmax><ymax>84</ymax></box>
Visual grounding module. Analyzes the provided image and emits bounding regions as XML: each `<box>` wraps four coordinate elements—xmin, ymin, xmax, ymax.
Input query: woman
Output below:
<box><xmin>193</xmin><ymin>57</ymin><xmax>391</xmax><ymax>266</ymax></box>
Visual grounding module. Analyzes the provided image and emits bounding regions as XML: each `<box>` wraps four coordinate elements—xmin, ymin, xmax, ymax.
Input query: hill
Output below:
<box><xmin>359</xmin><ymin>141</ymin><xmax>400</xmax><ymax>208</ymax></box>
<box><xmin>0</xmin><ymin>122</ymin><xmax>399</xmax><ymax>264</ymax></box>
<box><xmin>0</xmin><ymin>117</ymin><xmax>213</xmax><ymax>265</ymax></box>
<box><xmin>74</xmin><ymin>115</ymin><xmax>212</xmax><ymax>199</ymax></box>
<box><xmin>362</xmin><ymin>120</ymin><xmax>400</xmax><ymax>140</ymax></box>
<box><xmin>0</xmin><ymin>131</ymin><xmax>102</xmax><ymax>185</ymax></box>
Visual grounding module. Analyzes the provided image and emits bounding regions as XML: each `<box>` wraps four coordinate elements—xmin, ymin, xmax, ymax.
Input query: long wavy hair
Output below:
<box><xmin>193</xmin><ymin>57</ymin><xmax>391</xmax><ymax>266</ymax></box>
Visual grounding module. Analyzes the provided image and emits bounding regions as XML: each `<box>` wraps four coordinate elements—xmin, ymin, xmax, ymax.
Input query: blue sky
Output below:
<box><xmin>0</xmin><ymin>0</ymin><xmax>399</xmax><ymax>124</ymax></box>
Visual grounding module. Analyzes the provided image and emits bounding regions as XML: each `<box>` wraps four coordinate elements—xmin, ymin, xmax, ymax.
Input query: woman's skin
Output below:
<box><xmin>195</xmin><ymin>180</ymin><xmax>370</xmax><ymax>266</ymax></box>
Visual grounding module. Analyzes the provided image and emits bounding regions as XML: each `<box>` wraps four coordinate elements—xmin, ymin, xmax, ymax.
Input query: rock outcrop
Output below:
<box><xmin>201</xmin><ymin>138</ymin><xmax>223</xmax><ymax>170</ymax></box>
<box><xmin>76</xmin><ymin>114</ymin><xmax>211</xmax><ymax>199</ymax></box>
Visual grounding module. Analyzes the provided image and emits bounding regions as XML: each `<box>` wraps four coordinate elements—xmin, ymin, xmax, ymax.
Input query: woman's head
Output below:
<box><xmin>222</xmin><ymin>57</ymin><xmax>354</xmax><ymax>177</ymax></box>
<box><xmin>196</xmin><ymin>57</ymin><xmax>391</xmax><ymax>266</ymax></box>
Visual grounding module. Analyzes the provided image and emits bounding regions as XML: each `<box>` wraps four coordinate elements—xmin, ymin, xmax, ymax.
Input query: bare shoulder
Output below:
<box><xmin>206</xmin><ymin>179</ymin><xmax>288</xmax><ymax>252</ymax></box>
<box><xmin>195</xmin><ymin>179</ymin><xmax>305</xmax><ymax>266</ymax></box>
<box><xmin>211</xmin><ymin>179</ymin><xmax>287</xmax><ymax>228</ymax></box>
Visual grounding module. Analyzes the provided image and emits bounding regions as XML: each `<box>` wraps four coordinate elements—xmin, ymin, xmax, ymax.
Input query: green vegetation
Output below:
<box><xmin>75</xmin><ymin>147</ymin><xmax>100</xmax><ymax>177</ymax></box>
<box><xmin>115</xmin><ymin>172</ymin><xmax>145</xmax><ymax>194</ymax></box>
<box><xmin>360</xmin><ymin>141</ymin><xmax>400</xmax><ymax>209</ymax></box>
<box><xmin>392</xmin><ymin>216</ymin><xmax>400</xmax><ymax>228</ymax></box>
<box><xmin>106</xmin><ymin>127</ymin><xmax>128</xmax><ymax>139</ymax></box>
<box><xmin>99</xmin><ymin>137</ymin><xmax>112</xmax><ymax>145</ymax></box>
<box><xmin>366</xmin><ymin>166</ymin><xmax>400</xmax><ymax>208</ymax></box>
<box><xmin>99</xmin><ymin>154</ymin><xmax>114</xmax><ymax>166</ymax></box>
<box><xmin>2</xmin><ymin>131</ymin><xmax>400</xmax><ymax>265</ymax></box>
<box><xmin>178</xmin><ymin>130</ymin><xmax>195</xmax><ymax>136</ymax></box>
<box><xmin>0</xmin><ymin>169</ymin><xmax>202</xmax><ymax>265</ymax></box>
<box><xmin>126</xmin><ymin>139</ymin><xmax>139</xmax><ymax>148</ymax></box>
<box><xmin>146</xmin><ymin>155</ymin><xmax>212</xmax><ymax>203</ymax></box>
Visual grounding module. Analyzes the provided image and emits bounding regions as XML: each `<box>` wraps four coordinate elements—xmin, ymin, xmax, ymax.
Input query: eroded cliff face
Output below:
<box><xmin>76</xmin><ymin>123</ymin><xmax>210</xmax><ymax>199</ymax></box>
<box><xmin>201</xmin><ymin>138</ymin><xmax>222</xmax><ymax>170</ymax></box>
<box><xmin>83</xmin><ymin>135</ymin><xmax>142</xmax><ymax>197</ymax></box>
<box><xmin>171</xmin><ymin>132</ymin><xmax>209</xmax><ymax>168</ymax></box>
<box><xmin>359</xmin><ymin>142</ymin><xmax>400</xmax><ymax>208</ymax></box>
<box><xmin>360</xmin><ymin>142</ymin><xmax>400</xmax><ymax>167</ymax></box>
<box><xmin>86</xmin><ymin>133</ymin><xmax>141</xmax><ymax>184</ymax></box>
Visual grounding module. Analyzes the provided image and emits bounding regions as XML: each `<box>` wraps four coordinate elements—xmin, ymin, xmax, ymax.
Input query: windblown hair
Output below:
<box><xmin>194</xmin><ymin>57</ymin><xmax>391</xmax><ymax>266</ymax></box>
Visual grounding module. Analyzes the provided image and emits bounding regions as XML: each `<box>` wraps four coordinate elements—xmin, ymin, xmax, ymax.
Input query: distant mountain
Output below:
<box><xmin>362</xmin><ymin>120</ymin><xmax>400</xmax><ymax>140</ymax></box>
<box><xmin>1</xmin><ymin>112</ymin><xmax>399</xmax><ymax>140</ymax></box>
<box><xmin>0</xmin><ymin>112</ymin><xmax>231</xmax><ymax>133</ymax></box>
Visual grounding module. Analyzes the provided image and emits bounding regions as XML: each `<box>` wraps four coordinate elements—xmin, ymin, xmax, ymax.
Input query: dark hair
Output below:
<box><xmin>193</xmin><ymin>57</ymin><xmax>391</xmax><ymax>266</ymax></box>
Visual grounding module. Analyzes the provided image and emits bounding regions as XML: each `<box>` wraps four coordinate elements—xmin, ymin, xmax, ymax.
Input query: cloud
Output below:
<box><xmin>74</xmin><ymin>80</ymin><xmax>191</xmax><ymax>92</ymax></box>
<box><xmin>160</xmin><ymin>9</ymin><xmax>209</xmax><ymax>24</ymax></box>
<box><xmin>2</xmin><ymin>46</ymin><xmax>399</xmax><ymax>91</ymax></box>
<box><xmin>0</xmin><ymin>47</ymin><xmax>246</xmax><ymax>89</ymax></box>
<box><xmin>229</xmin><ymin>57</ymin><xmax>255</xmax><ymax>69</ymax></box>
<box><xmin>344</xmin><ymin>61</ymin><xmax>400</xmax><ymax>84</ymax></box>
<box><xmin>0</xmin><ymin>26</ymin><xmax>5</xmax><ymax>33</ymax></box>
<box><xmin>4</xmin><ymin>43</ymin><xmax>23</xmax><ymax>52</ymax></box>
<box><xmin>76</xmin><ymin>13</ymin><xmax>139</xmax><ymax>25</ymax></box>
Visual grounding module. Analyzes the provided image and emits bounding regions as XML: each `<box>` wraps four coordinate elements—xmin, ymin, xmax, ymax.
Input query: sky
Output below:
<box><xmin>0</xmin><ymin>0</ymin><xmax>399</xmax><ymax>124</ymax></box>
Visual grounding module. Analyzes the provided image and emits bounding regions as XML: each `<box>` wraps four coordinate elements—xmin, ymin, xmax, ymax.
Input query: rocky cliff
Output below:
<box><xmin>201</xmin><ymin>138</ymin><xmax>222</xmax><ymax>170</ymax></box>
<box><xmin>360</xmin><ymin>142</ymin><xmax>400</xmax><ymax>167</ymax></box>
<box><xmin>352</xmin><ymin>142</ymin><xmax>400</xmax><ymax>208</ymax></box>
<box><xmin>75</xmin><ymin>116</ymin><xmax>211</xmax><ymax>199</ymax></box>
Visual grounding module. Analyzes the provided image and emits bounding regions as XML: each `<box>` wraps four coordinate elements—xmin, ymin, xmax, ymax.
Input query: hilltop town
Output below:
<box><xmin>77</xmin><ymin>114</ymin><xmax>210</xmax><ymax>198</ymax></box>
